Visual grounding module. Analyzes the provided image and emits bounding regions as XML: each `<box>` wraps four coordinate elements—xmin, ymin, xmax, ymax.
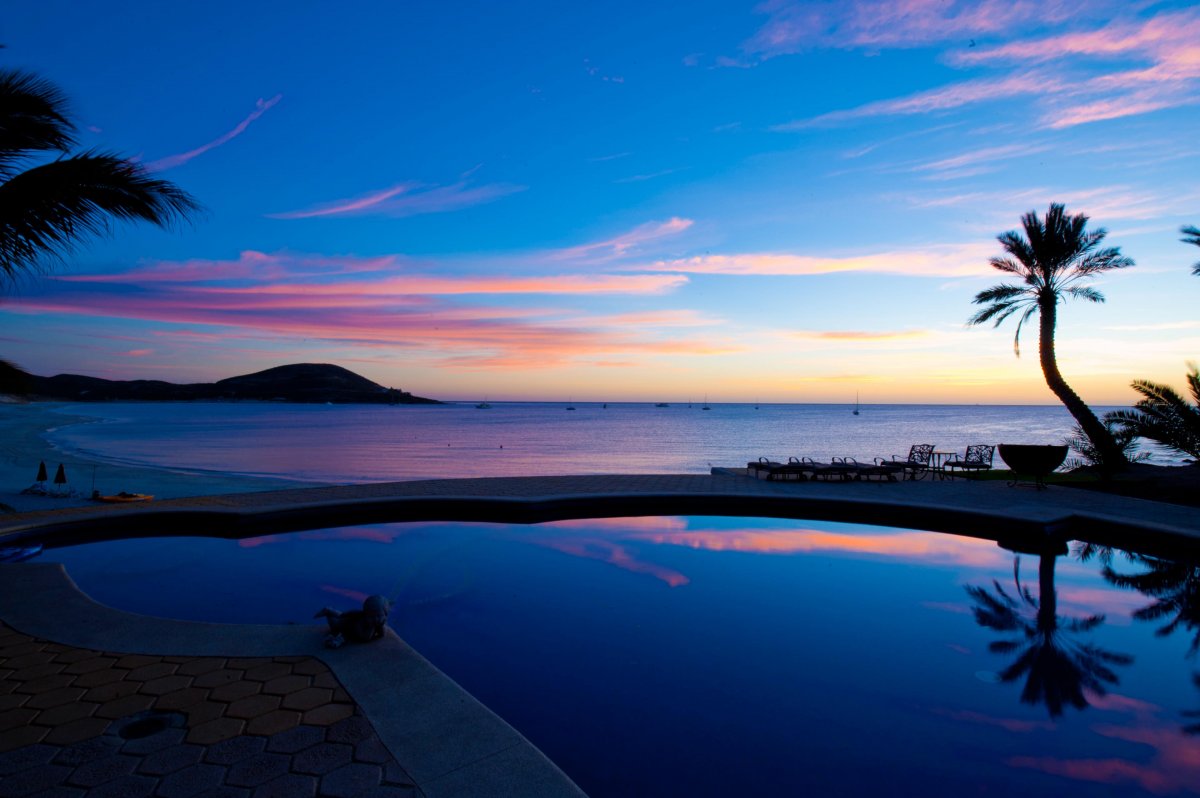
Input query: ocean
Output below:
<box><xmin>42</xmin><ymin>401</ymin><xmax>1179</xmax><ymax>482</ymax></box>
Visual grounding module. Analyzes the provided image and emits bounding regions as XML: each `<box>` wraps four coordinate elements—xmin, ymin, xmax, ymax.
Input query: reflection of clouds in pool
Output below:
<box><xmin>1007</xmin><ymin>690</ymin><xmax>1200</xmax><ymax>794</ymax></box>
<box><xmin>531</xmin><ymin>537</ymin><xmax>689</xmax><ymax>587</ymax></box>
<box><xmin>931</xmin><ymin>707</ymin><xmax>1054</xmax><ymax>733</ymax></box>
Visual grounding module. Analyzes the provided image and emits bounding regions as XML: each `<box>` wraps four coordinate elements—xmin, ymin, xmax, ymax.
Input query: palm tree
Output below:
<box><xmin>1183</xmin><ymin>226</ymin><xmax>1200</xmax><ymax>276</ymax></box>
<box><xmin>1</xmin><ymin>68</ymin><xmax>199</xmax><ymax>286</ymax></box>
<box><xmin>1102</xmin><ymin>553</ymin><xmax>1200</xmax><ymax>658</ymax></box>
<box><xmin>969</xmin><ymin>204</ymin><xmax>1134</xmax><ymax>471</ymax></box>
<box><xmin>1107</xmin><ymin>365</ymin><xmax>1200</xmax><ymax>461</ymax></box>
<box><xmin>966</xmin><ymin>553</ymin><xmax>1132</xmax><ymax>717</ymax></box>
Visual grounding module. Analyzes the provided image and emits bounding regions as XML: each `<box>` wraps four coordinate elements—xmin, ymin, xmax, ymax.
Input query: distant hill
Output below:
<box><xmin>26</xmin><ymin>363</ymin><xmax>440</xmax><ymax>404</ymax></box>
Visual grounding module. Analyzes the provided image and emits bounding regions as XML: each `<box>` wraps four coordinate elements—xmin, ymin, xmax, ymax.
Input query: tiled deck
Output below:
<box><xmin>0</xmin><ymin>622</ymin><xmax>415</xmax><ymax>797</ymax></box>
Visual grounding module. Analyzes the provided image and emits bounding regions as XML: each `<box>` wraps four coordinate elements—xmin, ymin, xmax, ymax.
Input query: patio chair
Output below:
<box><xmin>877</xmin><ymin>444</ymin><xmax>935</xmax><ymax>480</ymax></box>
<box><xmin>747</xmin><ymin>457</ymin><xmax>783</xmax><ymax>477</ymax></box>
<box><xmin>762</xmin><ymin>457</ymin><xmax>811</xmax><ymax>481</ymax></box>
<box><xmin>943</xmin><ymin>444</ymin><xmax>995</xmax><ymax>479</ymax></box>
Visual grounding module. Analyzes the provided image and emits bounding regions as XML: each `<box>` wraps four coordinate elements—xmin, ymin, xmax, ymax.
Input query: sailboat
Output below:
<box><xmin>475</xmin><ymin>398</ymin><xmax>492</xmax><ymax>409</ymax></box>
<box><xmin>853</xmin><ymin>392</ymin><xmax>860</xmax><ymax>416</ymax></box>
<box><xmin>702</xmin><ymin>394</ymin><xmax>711</xmax><ymax>410</ymax></box>
<box><xmin>566</xmin><ymin>397</ymin><xmax>576</xmax><ymax>410</ymax></box>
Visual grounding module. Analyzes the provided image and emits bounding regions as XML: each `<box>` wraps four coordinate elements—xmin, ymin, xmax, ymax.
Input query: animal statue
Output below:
<box><xmin>313</xmin><ymin>595</ymin><xmax>390</xmax><ymax>648</ymax></box>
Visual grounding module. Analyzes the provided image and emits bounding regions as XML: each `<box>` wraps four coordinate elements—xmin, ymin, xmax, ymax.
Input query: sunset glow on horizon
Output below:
<box><xmin>4</xmin><ymin>1</ymin><xmax>1199</xmax><ymax>403</ymax></box>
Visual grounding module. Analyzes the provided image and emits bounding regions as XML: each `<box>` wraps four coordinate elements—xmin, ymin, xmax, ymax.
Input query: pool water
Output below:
<box><xmin>47</xmin><ymin>517</ymin><xmax>1200</xmax><ymax>796</ymax></box>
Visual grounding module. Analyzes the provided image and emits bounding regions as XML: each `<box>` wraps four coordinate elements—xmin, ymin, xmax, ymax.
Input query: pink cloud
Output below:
<box><xmin>58</xmin><ymin>250</ymin><xmax>403</xmax><ymax>284</ymax></box>
<box><xmin>533</xmin><ymin>537</ymin><xmax>689</xmax><ymax>587</ymax></box>
<box><xmin>145</xmin><ymin>95</ymin><xmax>281</xmax><ymax>171</ymax></box>
<box><xmin>124</xmin><ymin>349</ymin><xmax>153</xmax><ymax>357</ymax></box>
<box><xmin>931</xmin><ymin>708</ymin><xmax>1056</xmax><ymax>733</ymax></box>
<box><xmin>269</xmin><ymin>180</ymin><xmax>525</xmax><ymax>219</ymax></box>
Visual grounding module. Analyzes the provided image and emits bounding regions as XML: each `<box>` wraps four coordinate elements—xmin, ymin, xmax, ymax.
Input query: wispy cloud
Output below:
<box><xmin>144</xmin><ymin>95</ymin><xmax>281</xmax><ymax>171</ymax></box>
<box><xmin>614</xmin><ymin>167</ymin><xmax>688</xmax><ymax>184</ymax></box>
<box><xmin>269</xmin><ymin>179</ymin><xmax>525</xmax><ymax>219</ymax></box>
<box><xmin>640</xmin><ymin>242</ymin><xmax>993</xmax><ymax>278</ymax></box>
<box><xmin>546</xmin><ymin>217</ymin><xmax>694</xmax><ymax>263</ymax></box>
<box><xmin>793</xmin><ymin>329</ymin><xmax>930</xmax><ymax>341</ymax></box>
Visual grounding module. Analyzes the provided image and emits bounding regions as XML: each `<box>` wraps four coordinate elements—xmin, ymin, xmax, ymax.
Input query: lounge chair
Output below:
<box><xmin>841</xmin><ymin>457</ymin><xmax>901</xmax><ymax>482</ymax></box>
<box><xmin>877</xmin><ymin>444</ymin><xmax>935</xmax><ymax>480</ymax></box>
<box><xmin>762</xmin><ymin>457</ymin><xmax>812</xmax><ymax>481</ymax></box>
<box><xmin>943</xmin><ymin>444</ymin><xmax>995</xmax><ymax>479</ymax></box>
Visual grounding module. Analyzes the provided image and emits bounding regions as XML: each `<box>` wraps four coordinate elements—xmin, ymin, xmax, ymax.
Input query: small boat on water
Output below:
<box><xmin>655</xmin><ymin>402</ymin><xmax>669</xmax><ymax>407</ymax></box>
<box><xmin>94</xmin><ymin>492</ymin><xmax>154</xmax><ymax>503</ymax></box>
<box><xmin>702</xmin><ymin>394</ymin><xmax>711</xmax><ymax>410</ymax></box>
<box><xmin>475</xmin><ymin>399</ymin><xmax>492</xmax><ymax>409</ymax></box>
<box><xmin>853</xmin><ymin>392</ymin><xmax>860</xmax><ymax>416</ymax></box>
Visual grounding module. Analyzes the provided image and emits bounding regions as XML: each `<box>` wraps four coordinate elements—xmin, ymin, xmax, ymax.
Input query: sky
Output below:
<box><xmin>3</xmin><ymin>0</ymin><xmax>1199</xmax><ymax>403</ymax></box>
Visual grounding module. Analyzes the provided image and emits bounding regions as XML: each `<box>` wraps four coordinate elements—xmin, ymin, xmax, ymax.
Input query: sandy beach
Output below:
<box><xmin>0</xmin><ymin>401</ymin><xmax>313</xmax><ymax>514</ymax></box>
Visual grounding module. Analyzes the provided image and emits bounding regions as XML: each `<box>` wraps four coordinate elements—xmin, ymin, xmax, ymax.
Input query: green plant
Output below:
<box><xmin>1107</xmin><ymin>364</ymin><xmax>1200</xmax><ymax>462</ymax></box>
<box><xmin>1064</xmin><ymin>420</ymin><xmax>1147</xmax><ymax>471</ymax></box>
<box><xmin>969</xmin><ymin>203</ymin><xmax>1134</xmax><ymax>472</ymax></box>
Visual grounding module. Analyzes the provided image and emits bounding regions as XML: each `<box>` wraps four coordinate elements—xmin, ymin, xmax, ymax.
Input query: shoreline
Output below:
<box><xmin>0</xmin><ymin>402</ymin><xmax>314</xmax><ymax>514</ymax></box>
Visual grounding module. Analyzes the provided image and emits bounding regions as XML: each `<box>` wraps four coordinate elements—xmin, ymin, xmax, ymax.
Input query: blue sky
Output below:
<box><xmin>3</xmin><ymin>1</ymin><xmax>1198</xmax><ymax>402</ymax></box>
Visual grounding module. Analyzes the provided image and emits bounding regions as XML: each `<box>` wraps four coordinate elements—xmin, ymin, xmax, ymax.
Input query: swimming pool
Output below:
<box><xmin>46</xmin><ymin>516</ymin><xmax>1200</xmax><ymax>796</ymax></box>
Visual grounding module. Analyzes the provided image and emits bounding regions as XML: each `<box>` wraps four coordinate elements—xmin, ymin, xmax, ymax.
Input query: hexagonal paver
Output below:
<box><xmin>302</xmin><ymin>703</ymin><xmax>354</xmax><ymax>727</ymax></box>
<box><xmin>0</xmin><ymin>706</ymin><xmax>38</xmax><ymax>732</ymax></box>
<box><xmin>85</xmin><ymin>773</ymin><xmax>157</xmax><ymax>798</ymax></box>
<box><xmin>204</xmin><ymin>733</ymin><xmax>266</xmax><ymax>765</ymax></box>
<box><xmin>193</xmin><ymin>668</ymin><xmax>244</xmax><ymax>689</ymax></box>
<box><xmin>15</xmin><ymin>673</ymin><xmax>76</xmax><ymax>694</ymax></box>
<box><xmin>183</xmin><ymin>700</ymin><xmax>227</xmax><ymax>726</ymax></box>
<box><xmin>140</xmin><ymin>674</ymin><xmax>193</xmax><ymax>696</ymax></box>
<box><xmin>52</xmin><ymin>736</ymin><xmax>122</xmax><ymax>767</ymax></box>
<box><xmin>280</xmin><ymin>687</ymin><xmax>332</xmax><ymax>712</ymax></box>
<box><xmin>155</xmin><ymin>687</ymin><xmax>210</xmax><ymax>712</ymax></box>
<box><xmin>63</xmin><ymin>656</ymin><xmax>118</xmax><ymax>675</ymax></box>
<box><xmin>42</xmin><ymin>716</ymin><xmax>111</xmax><ymax>745</ymax></box>
<box><xmin>126</xmin><ymin>662</ymin><xmax>178</xmax><ymax>682</ymax></box>
<box><xmin>9</xmin><ymin>661</ymin><xmax>66</xmax><ymax>681</ymax></box>
<box><xmin>113</xmin><ymin>654</ymin><xmax>161</xmax><ymax>670</ymax></box>
<box><xmin>255</xmin><ymin>772</ymin><xmax>318</xmax><ymax>798</ymax></box>
<box><xmin>120</xmin><ymin>726</ymin><xmax>186</xmax><ymax>756</ymax></box>
<box><xmin>136</xmin><ymin>742</ymin><xmax>205</xmax><ymax>775</ymax></box>
<box><xmin>0</xmin><ymin>691</ymin><xmax>29</xmax><ymax>711</ymax></box>
<box><xmin>66</xmin><ymin>752</ymin><xmax>138</xmax><ymax>787</ymax></box>
<box><xmin>291</xmin><ymin>659</ymin><xmax>328</xmax><ymax>676</ymax></box>
<box><xmin>72</xmin><ymin>667</ymin><xmax>129</xmax><ymax>688</ymax></box>
<box><xmin>35</xmin><ymin>699</ymin><xmax>98</xmax><ymax>726</ymax></box>
<box><xmin>4</xmin><ymin>650</ymin><xmax>55</xmax><ymax>670</ymax></box>
<box><xmin>265</xmin><ymin>724</ymin><xmax>325</xmax><ymax>755</ymax></box>
<box><xmin>0</xmin><ymin>762</ymin><xmax>73</xmax><ymax>794</ymax></box>
<box><xmin>157</xmin><ymin>762</ymin><xmax>227</xmax><ymax>798</ymax></box>
<box><xmin>187</xmin><ymin>717</ymin><xmax>245</xmax><ymax>745</ymax></box>
<box><xmin>243</xmin><ymin>663</ymin><xmax>291</xmax><ymax>683</ymax></box>
<box><xmin>26</xmin><ymin>686</ymin><xmax>87</xmax><ymax>710</ymax></box>
<box><xmin>225</xmin><ymin>751</ymin><xmax>291</xmax><ymax>787</ymax></box>
<box><xmin>0</xmin><ymin>741</ymin><xmax>57</xmax><ymax>775</ymax></box>
<box><xmin>50</xmin><ymin>648</ymin><xmax>95</xmax><ymax>665</ymax></box>
<box><xmin>225</xmin><ymin>657</ymin><xmax>268</xmax><ymax>670</ymax></box>
<box><xmin>327</xmin><ymin>715</ymin><xmax>374</xmax><ymax>746</ymax></box>
<box><xmin>246</xmin><ymin>708</ymin><xmax>302</xmax><ymax>737</ymax></box>
<box><xmin>82</xmin><ymin>680</ymin><xmax>141</xmax><ymax>703</ymax></box>
<box><xmin>209</xmin><ymin>680</ymin><xmax>260</xmax><ymax>703</ymax></box>
<box><xmin>292</xmin><ymin>741</ymin><xmax>353</xmax><ymax>776</ymax></box>
<box><xmin>321</xmin><ymin>762</ymin><xmax>384</xmax><ymax>798</ymax></box>
<box><xmin>94</xmin><ymin>692</ymin><xmax>155</xmax><ymax>719</ymax></box>
<box><xmin>175</xmin><ymin>658</ymin><xmax>226</xmax><ymax>678</ymax></box>
<box><xmin>352</xmin><ymin>737</ymin><xmax>393</xmax><ymax>765</ymax></box>
<box><xmin>261</xmin><ymin>674</ymin><xmax>310</xmax><ymax>696</ymax></box>
<box><xmin>0</xmin><ymin>722</ymin><xmax>51</xmax><ymax>750</ymax></box>
<box><xmin>226</xmin><ymin>693</ymin><xmax>280</xmax><ymax>720</ymax></box>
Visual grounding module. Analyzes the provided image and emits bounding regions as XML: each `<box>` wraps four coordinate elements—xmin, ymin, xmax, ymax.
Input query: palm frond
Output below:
<box><xmin>0</xmin><ymin>69</ymin><xmax>76</xmax><ymax>177</ymax></box>
<box><xmin>1183</xmin><ymin>225</ymin><xmax>1200</xmax><ymax>276</ymax></box>
<box><xmin>0</xmin><ymin>151</ymin><xmax>201</xmax><ymax>282</ymax></box>
<box><xmin>1062</xmin><ymin>285</ymin><xmax>1105</xmax><ymax>303</ymax></box>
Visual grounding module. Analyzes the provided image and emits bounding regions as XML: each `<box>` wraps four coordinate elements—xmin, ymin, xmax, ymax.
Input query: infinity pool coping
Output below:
<box><xmin>2</xmin><ymin>471</ymin><xmax>1198</xmax><ymax>556</ymax></box>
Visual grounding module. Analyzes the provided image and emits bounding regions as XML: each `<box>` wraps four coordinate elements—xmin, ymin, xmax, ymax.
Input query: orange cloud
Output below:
<box><xmin>546</xmin><ymin>217</ymin><xmax>693</xmax><ymax>262</ymax></box>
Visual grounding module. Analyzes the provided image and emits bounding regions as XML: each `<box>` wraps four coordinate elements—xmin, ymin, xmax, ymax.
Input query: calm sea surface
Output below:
<box><xmin>44</xmin><ymin>401</ymin><xmax>1181</xmax><ymax>481</ymax></box>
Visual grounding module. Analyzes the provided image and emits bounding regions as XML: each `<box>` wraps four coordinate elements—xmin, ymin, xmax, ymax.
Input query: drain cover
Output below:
<box><xmin>111</xmin><ymin>710</ymin><xmax>186</xmax><ymax>740</ymax></box>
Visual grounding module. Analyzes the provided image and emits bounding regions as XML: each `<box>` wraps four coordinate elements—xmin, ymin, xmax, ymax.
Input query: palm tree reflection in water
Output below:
<box><xmin>966</xmin><ymin>552</ymin><xmax>1133</xmax><ymax>717</ymax></box>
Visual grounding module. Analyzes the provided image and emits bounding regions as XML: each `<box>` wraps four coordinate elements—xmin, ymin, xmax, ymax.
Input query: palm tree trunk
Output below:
<box><xmin>1037</xmin><ymin>552</ymin><xmax>1058</xmax><ymax>633</ymax></box>
<box><xmin>1038</xmin><ymin>297</ymin><xmax>1124</xmax><ymax>471</ymax></box>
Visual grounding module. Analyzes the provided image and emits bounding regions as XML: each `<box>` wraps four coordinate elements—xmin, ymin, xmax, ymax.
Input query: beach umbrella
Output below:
<box><xmin>54</xmin><ymin>464</ymin><xmax>67</xmax><ymax>485</ymax></box>
<box><xmin>36</xmin><ymin>461</ymin><xmax>47</xmax><ymax>482</ymax></box>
